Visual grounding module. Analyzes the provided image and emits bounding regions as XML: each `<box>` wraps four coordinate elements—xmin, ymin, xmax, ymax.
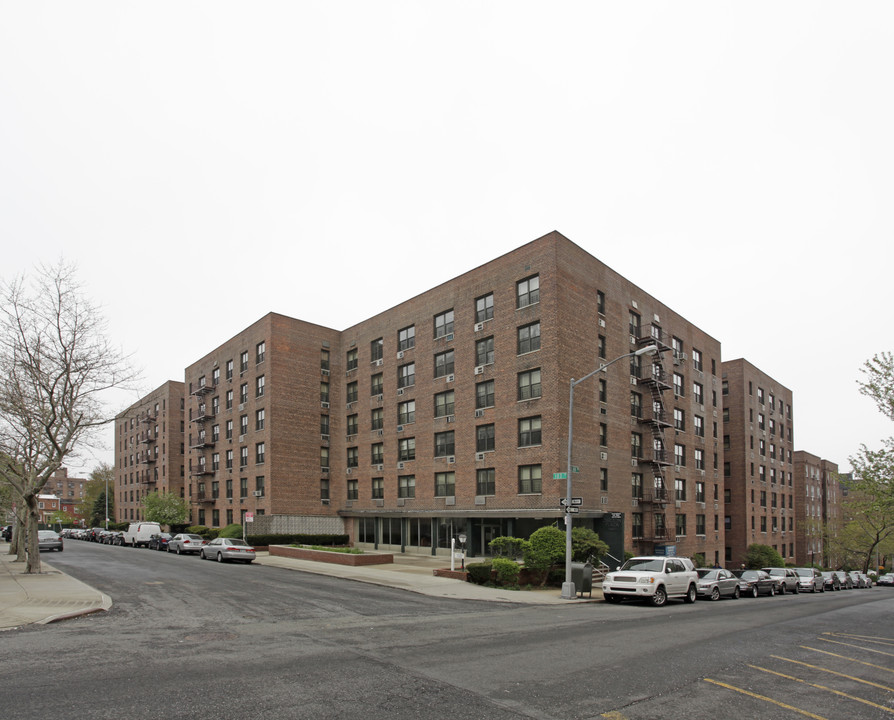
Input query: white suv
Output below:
<box><xmin>602</xmin><ymin>556</ymin><xmax>698</xmax><ymax>606</ymax></box>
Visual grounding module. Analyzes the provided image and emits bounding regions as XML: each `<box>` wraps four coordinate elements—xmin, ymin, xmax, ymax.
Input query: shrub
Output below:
<box><xmin>488</xmin><ymin>536</ymin><xmax>526</xmax><ymax>558</ymax></box>
<box><xmin>745</xmin><ymin>543</ymin><xmax>784</xmax><ymax>569</ymax></box>
<box><xmin>692</xmin><ymin>553</ymin><xmax>706</xmax><ymax>568</ymax></box>
<box><xmin>187</xmin><ymin>525</ymin><xmax>219</xmax><ymax>540</ymax></box>
<box><xmin>492</xmin><ymin>557</ymin><xmax>521</xmax><ymax>586</ymax></box>
<box><xmin>523</xmin><ymin>526</ymin><xmax>566</xmax><ymax>585</ymax></box>
<box><xmin>466</xmin><ymin>562</ymin><xmax>493</xmax><ymax>585</ymax></box>
<box><xmin>571</xmin><ymin>527</ymin><xmax>609</xmax><ymax>562</ymax></box>
<box><xmin>218</xmin><ymin>523</ymin><xmax>243</xmax><ymax>539</ymax></box>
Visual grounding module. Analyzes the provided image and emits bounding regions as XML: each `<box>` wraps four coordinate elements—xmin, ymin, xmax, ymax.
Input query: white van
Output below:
<box><xmin>124</xmin><ymin>522</ymin><xmax>162</xmax><ymax>548</ymax></box>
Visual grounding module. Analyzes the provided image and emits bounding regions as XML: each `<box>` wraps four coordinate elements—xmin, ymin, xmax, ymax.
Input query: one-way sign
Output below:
<box><xmin>564</xmin><ymin>507</ymin><xmax>580</xmax><ymax>514</ymax></box>
<box><xmin>560</xmin><ymin>497</ymin><xmax>583</xmax><ymax>507</ymax></box>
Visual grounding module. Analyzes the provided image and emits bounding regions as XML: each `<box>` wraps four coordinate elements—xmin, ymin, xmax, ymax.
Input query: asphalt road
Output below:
<box><xmin>5</xmin><ymin>542</ymin><xmax>894</xmax><ymax>720</ymax></box>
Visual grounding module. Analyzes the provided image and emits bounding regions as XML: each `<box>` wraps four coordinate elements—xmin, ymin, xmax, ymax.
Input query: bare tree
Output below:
<box><xmin>0</xmin><ymin>262</ymin><xmax>137</xmax><ymax>573</ymax></box>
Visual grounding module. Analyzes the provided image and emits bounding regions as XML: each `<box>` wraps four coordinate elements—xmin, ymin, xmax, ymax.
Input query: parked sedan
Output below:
<box><xmin>876</xmin><ymin>573</ymin><xmax>894</xmax><ymax>586</ymax></box>
<box><xmin>147</xmin><ymin>533</ymin><xmax>172</xmax><ymax>551</ymax></box>
<box><xmin>793</xmin><ymin>567</ymin><xmax>824</xmax><ymax>593</ymax></box>
<box><xmin>732</xmin><ymin>569</ymin><xmax>777</xmax><ymax>597</ymax></box>
<box><xmin>763</xmin><ymin>567</ymin><xmax>800</xmax><ymax>594</ymax></box>
<box><xmin>696</xmin><ymin>568</ymin><xmax>741</xmax><ymax>600</ymax></box>
<box><xmin>200</xmin><ymin>538</ymin><xmax>256</xmax><ymax>564</ymax></box>
<box><xmin>847</xmin><ymin>571</ymin><xmax>868</xmax><ymax>588</ymax></box>
<box><xmin>168</xmin><ymin>533</ymin><xmax>207</xmax><ymax>555</ymax></box>
<box><xmin>821</xmin><ymin>572</ymin><xmax>841</xmax><ymax>590</ymax></box>
<box><xmin>834</xmin><ymin>571</ymin><xmax>853</xmax><ymax>589</ymax></box>
<box><xmin>37</xmin><ymin>530</ymin><xmax>63</xmax><ymax>552</ymax></box>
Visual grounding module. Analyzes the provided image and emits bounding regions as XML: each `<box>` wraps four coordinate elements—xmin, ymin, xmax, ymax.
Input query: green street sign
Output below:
<box><xmin>553</xmin><ymin>472</ymin><xmax>568</xmax><ymax>480</ymax></box>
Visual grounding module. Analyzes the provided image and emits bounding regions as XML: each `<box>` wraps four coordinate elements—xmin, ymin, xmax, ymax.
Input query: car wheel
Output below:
<box><xmin>769</xmin><ymin>584</ymin><xmax>776</xmax><ymax>596</ymax></box>
<box><xmin>794</xmin><ymin>584</ymin><xmax>799</xmax><ymax>594</ymax></box>
<box><xmin>684</xmin><ymin>584</ymin><xmax>697</xmax><ymax>604</ymax></box>
<box><xmin>651</xmin><ymin>586</ymin><xmax>668</xmax><ymax>607</ymax></box>
<box><xmin>732</xmin><ymin>586</ymin><xmax>740</xmax><ymax>599</ymax></box>
<box><xmin>751</xmin><ymin>585</ymin><xmax>758</xmax><ymax>598</ymax></box>
<box><xmin>216</xmin><ymin>552</ymin><xmax>224</xmax><ymax>563</ymax></box>
<box><xmin>710</xmin><ymin>587</ymin><xmax>721</xmax><ymax>601</ymax></box>
<box><xmin>778</xmin><ymin>584</ymin><xmax>785</xmax><ymax>595</ymax></box>
<box><xmin>176</xmin><ymin>546</ymin><xmax>182</xmax><ymax>555</ymax></box>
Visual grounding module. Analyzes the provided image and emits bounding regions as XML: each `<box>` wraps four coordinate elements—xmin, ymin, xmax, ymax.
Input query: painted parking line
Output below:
<box><xmin>819</xmin><ymin>636</ymin><xmax>894</xmax><ymax>658</ymax></box>
<box><xmin>748</xmin><ymin>664</ymin><xmax>894</xmax><ymax>715</ymax></box>
<box><xmin>703</xmin><ymin>678</ymin><xmax>828</xmax><ymax>719</ymax></box>
<box><xmin>600</xmin><ymin>712</ymin><xmax>629</xmax><ymax>719</ymax></box>
<box><xmin>801</xmin><ymin>646</ymin><xmax>894</xmax><ymax>674</ymax></box>
<box><xmin>771</xmin><ymin>655</ymin><xmax>894</xmax><ymax>692</ymax></box>
<box><xmin>826</xmin><ymin>632</ymin><xmax>894</xmax><ymax>648</ymax></box>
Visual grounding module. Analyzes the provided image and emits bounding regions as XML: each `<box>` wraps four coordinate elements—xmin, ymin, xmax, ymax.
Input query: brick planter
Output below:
<box><xmin>270</xmin><ymin>545</ymin><xmax>393</xmax><ymax>566</ymax></box>
<box><xmin>432</xmin><ymin>568</ymin><xmax>469</xmax><ymax>581</ymax></box>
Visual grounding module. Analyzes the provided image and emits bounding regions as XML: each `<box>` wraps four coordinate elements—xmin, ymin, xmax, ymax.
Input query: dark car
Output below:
<box><xmin>732</xmin><ymin>569</ymin><xmax>777</xmax><ymax>597</ymax></box>
<box><xmin>834</xmin><ymin>571</ymin><xmax>853</xmax><ymax>589</ymax></box>
<box><xmin>821</xmin><ymin>571</ymin><xmax>841</xmax><ymax>591</ymax></box>
<box><xmin>147</xmin><ymin>533</ymin><xmax>172</xmax><ymax>551</ymax></box>
<box><xmin>696</xmin><ymin>568</ymin><xmax>741</xmax><ymax>600</ymax></box>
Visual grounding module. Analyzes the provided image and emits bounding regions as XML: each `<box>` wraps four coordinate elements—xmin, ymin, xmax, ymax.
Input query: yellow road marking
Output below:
<box><xmin>703</xmin><ymin>678</ymin><xmax>827</xmax><ymax>719</ymax></box>
<box><xmin>749</xmin><ymin>665</ymin><xmax>894</xmax><ymax>714</ymax></box>
<box><xmin>802</xmin><ymin>645</ymin><xmax>894</xmax><ymax>673</ymax></box>
<box><xmin>826</xmin><ymin>632</ymin><xmax>894</xmax><ymax>647</ymax></box>
<box><xmin>771</xmin><ymin>655</ymin><xmax>894</xmax><ymax>692</ymax></box>
<box><xmin>600</xmin><ymin>713</ymin><xmax>629</xmax><ymax>719</ymax></box>
<box><xmin>819</xmin><ymin>637</ymin><xmax>894</xmax><ymax>658</ymax></box>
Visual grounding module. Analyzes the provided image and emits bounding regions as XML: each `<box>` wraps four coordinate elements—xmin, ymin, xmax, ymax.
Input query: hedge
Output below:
<box><xmin>246</xmin><ymin>533</ymin><xmax>350</xmax><ymax>547</ymax></box>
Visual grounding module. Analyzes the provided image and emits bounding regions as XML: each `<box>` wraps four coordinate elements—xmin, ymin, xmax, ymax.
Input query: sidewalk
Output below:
<box><xmin>0</xmin><ymin>542</ymin><xmax>597</xmax><ymax>630</ymax></box>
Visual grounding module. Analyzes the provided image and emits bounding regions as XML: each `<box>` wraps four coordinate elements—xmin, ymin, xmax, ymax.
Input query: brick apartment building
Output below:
<box><xmin>114</xmin><ymin>381</ymin><xmax>185</xmax><ymax>523</ymax></box>
<box><xmin>793</xmin><ymin>451</ymin><xmax>840</xmax><ymax>568</ymax></box>
<box><xmin>721</xmin><ymin>358</ymin><xmax>796</xmax><ymax>566</ymax></box>
<box><xmin>43</xmin><ymin>467</ymin><xmax>88</xmax><ymax>522</ymax></box>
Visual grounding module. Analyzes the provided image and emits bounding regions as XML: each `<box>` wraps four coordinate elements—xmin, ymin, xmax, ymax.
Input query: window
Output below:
<box><xmin>434</xmin><ymin>309</ymin><xmax>454</xmax><ymax>338</ymax></box>
<box><xmin>517</xmin><ymin>322</ymin><xmax>541</xmax><ymax>354</ymax></box>
<box><xmin>321</xmin><ymin>349</ymin><xmax>330</xmax><ymax>372</ymax></box>
<box><xmin>675</xmin><ymin>478</ymin><xmax>686</xmax><ymax>501</ymax></box>
<box><xmin>320</xmin><ymin>447</ymin><xmax>329</xmax><ymax>469</ymax></box>
<box><xmin>694</xmin><ymin>448</ymin><xmax>704</xmax><ymax>470</ymax></box>
<box><xmin>693</xmin><ymin>382</ymin><xmax>703</xmax><ymax>405</ymax></box>
<box><xmin>476</xmin><ymin>424</ymin><xmax>495</xmax><ymax>452</ymax></box>
<box><xmin>212</xmin><ymin>367</ymin><xmax>220</xmax><ymax>386</ymax></box>
<box><xmin>398</xmin><ymin>400</ymin><xmax>415</xmax><ymax>425</ymax></box>
<box><xmin>434</xmin><ymin>390</ymin><xmax>455</xmax><ymax>418</ymax></box>
<box><xmin>476</xmin><ymin>380</ymin><xmax>495</xmax><ymax>409</ymax></box>
<box><xmin>346</xmin><ymin>381</ymin><xmax>359</xmax><ymax>404</ymax></box>
<box><xmin>212</xmin><ymin>424</ymin><xmax>220</xmax><ymax>442</ymax></box>
<box><xmin>600</xmin><ymin>468</ymin><xmax>609</xmax><ymax>492</ymax></box>
<box><xmin>211</xmin><ymin>481</ymin><xmax>220</xmax><ymax>499</ymax></box>
<box><xmin>518</xmin><ymin>465</ymin><xmax>542</xmax><ymax>494</ymax></box>
<box><xmin>398</xmin><ymin>363</ymin><xmax>415</xmax><ymax>388</ymax></box>
<box><xmin>693</xmin><ymin>415</ymin><xmax>704</xmax><ymax>437</ymax></box>
<box><xmin>398</xmin><ymin>325</ymin><xmax>415</xmax><ymax>351</ymax></box>
<box><xmin>255</xmin><ymin>442</ymin><xmax>265</xmax><ymax>464</ymax></box>
<box><xmin>240</xmin><ymin>351</ymin><xmax>249</xmax><ymax>374</ymax></box>
<box><xmin>372</xmin><ymin>478</ymin><xmax>384</xmax><ymax>499</ymax></box>
<box><xmin>632</xmin><ymin>513</ymin><xmax>643</xmax><ymax>538</ymax></box>
<box><xmin>225</xmin><ymin>450</ymin><xmax>233</xmax><ymax>469</ymax></box>
<box><xmin>692</xmin><ymin>349</ymin><xmax>703</xmax><ymax>372</ymax></box>
<box><xmin>211</xmin><ymin>453</ymin><xmax>220</xmax><ymax>471</ymax></box>
<box><xmin>434</xmin><ymin>350</ymin><xmax>455</xmax><ymax>378</ymax></box>
<box><xmin>398</xmin><ymin>437</ymin><xmax>416</xmax><ymax>462</ymax></box>
<box><xmin>629</xmin><ymin>310</ymin><xmax>641</xmax><ymax>338</ymax></box>
<box><xmin>370</xmin><ymin>338</ymin><xmax>383</xmax><ymax>362</ymax></box>
<box><xmin>518</xmin><ymin>416</ymin><xmax>542</xmax><ymax>447</ymax></box>
<box><xmin>320</xmin><ymin>382</ymin><xmax>330</xmax><ymax>403</ymax></box>
<box><xmin>598</xmin><ymin>378</ymin><xmax>607</xmax><ymax>403</ymax></box>
<box><xmin>476</xmin><ymin>337</ymin><xmax>494</xmax><ymax>366</ymax></box>
<box><xmin>476</xmin><ymin>468</ymin><xmax>495</xmax><ymax>496</ymax></box>
<box><xmin>226</xmin><ymin>419</ymin><xmax>233</xmax><ymax>439</ymax></box>
<box><xmin>674</xmin><ymin>408</ymin><xmax>685</xmax><ymax>431</ymax></box>
<box><xmin>631</xmin><ymin>432</ymin><xmax>642</xmax><ymax>459</ymax></box>
<box><xmin>256</xmin><ymin>341</ymin><xmax>266</xmax><ymax>364</ymax></box>
<box><xmin>226</xmin><ymin>359</ymin><xmax>234</xmax><ymax>381</ymax></box>
<box><xmin>435</xmin><ymin>472</ymin><xmax>455</xmax><ymax>497</ymax></box>
<box><xmin>346</xmin><ymin>414</ymin><xmax>358</xmax><ymax>436</ymax></box>
<box><xmin>240</xmin><ymin>477</ymin><xmax>248</xmax><ymax>498</ymax></box>
<box><xmin>226</xmin><ymin>390</ymin><xmax>233</xmax><ymax>410</ymax></box>
<box><xmin>240</xmin><ymin>414</ymin><xmax>248</xmax><ymax>436</ymax></box>
<box><xmin>599</xmin><ymin>423</ymin><xmax>607</xmax><ymax>446</ymax></box>
<box><xmin>347</xmin><ymin>479</ymin><xmax>358</xmax><ymax>500</ymax></box>
<box><xmin>256</xmin><ymin>408</ymin><xmax>265</xmax><ymax>431</ymax></box>
<box><xmin>760</xmin><ymin>490</ymin><xmax>767</xmax><ymax>507</ymax></box>
<box><xmin>516</xmin><ymin>274</ymin><xmax>540</xmax><ymax>308</ymax></box>
<box><xmin>673</xmin><ymin>373</ymin><xmax>684</xmax><ymax>397</ymax></box>
<box><xmin>320</xmin><ymin>415</ymin><xmax>330</xmax><ymax>435</ymax></box>
<box><xmin>598</xmin><ymin>335</ymin><xmax>606</xmax><ymax>359</ymax></box>
<box><xmin>240</xmin><ymin>447</ymin><xmax>248</xmax><ymax>468</ymax></box>
<box><xmin>371</xmin><ymin>443</ymin><xmax>384</xmax><ymax>464</ymax></box>
<box><xmin>399</xmin><ymin>475</ymin><xmax>416</xmax><ymax>498</ymax></box>
<box><xmin>518</xmin><ymin>369</ymin><xmax>541</xmax><ymax>401</ymax></box>
<box><xmin>676</xmin><ymin>514</ymin><xmax>686</xmax><ymax>537</ymax></box>
<box><xmin>761</xmin><ymin>516</ymin><xmax>767</xmax><ymax>532</ymax></box>
<box><xmin>695</xmin><ymin>481</ymin><xmax>705</xmax><ymax>503</ymax></box>
<box><xmin>758</xmin><ymin>387</ymin><xmax>765</xmax><ymax>405</ymax></box>
<box><xmin>674</xmin><ymin>443</ymin><xmax>686</xmax><ymax>467</ymax></box>
<box><xmin>225</xmin><ymin>478</ymin><xmax>233</xmax><ymax>499</ymax></box>
<box><xmin>672</xmin><ymin>336</ymin><xmax>684</xmax><ymax>360</ymax></box>
<box><xmin>596</xmin><ymin>290</ymin><xmax>605</xmax><ymax>314</ymax></box>
<box><xmin>434</xmin><ymin>431</ymin><xmax>455</xmax><ymax>457</ymax></box>
<box><xmin>475</xmin><ymin>293</ymin><xmax>494</xmax><ymax>323</ymax></box>
<box><xmin>696</xmin><ymin>514</ymin><xmax>706</xmax><ymax>535</ymax></box>
<box><xmin>320</xmin><ymin>478</ymin><xmax>330</xmax><ymax>501</ymax></box>
<box><xmin>346</xmin><ymin>348</ymin><xmax>358</xmax><ymax>372</ymax></box>
<box><xmin>347</xmin><ymin>447</ymin><xmax>359</xmax><ymax>468</ymax></box>
<box><xmin>370</xmin><ymin>408</ymin><xmax>383</xmax><ymax>430</ymax></box>
<box><xmin>240</xmin><ymin>383</ymin><xmax>248</xmax><ymax>405</ymax></box>
<box><xmin>631</xmin><ymin>392</ymin><xmax>642</xmax><ymax>418</ymax></box>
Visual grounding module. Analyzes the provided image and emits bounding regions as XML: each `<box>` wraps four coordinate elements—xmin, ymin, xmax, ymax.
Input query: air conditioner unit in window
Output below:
<box><xmin>346</xmin><ymin>468</ymin><xmax>352</xmax><ymax>475</ymax></box>
<box><xmin>238</xmin><ymin>403</ymin><xmax>245</xmax><ymax>411</ymax></box>
<box><xmin>475</xmin><ymin>409</ymin><xmax>484</xmax><ymax>418</ymax></box>
<box><xmin>377</xmin><ymin>394</ymin><xmax>383</xmax><ymax>402</ymax></box>
<box><xmin>397</xmin><ymin>388</ymin><xmax>404</xmax><ymax>396</ymax></box>
<box><xmin>446</xmin><ymin>374</ymin><xmax>454</xmax><ymax>383</ymax></box>
<box><xmin>446</xmin><ymin>415</ymin><xmax>454</xmax><ymax>423</ymax></box>
<box><xmin>377</xmin><ymin>429</ymin><xmax>384</xmax><ymax>436</ymax></box>
<box><xmin>253</xmin><ymin>490</ymin><xmax>263</xmax><ymax>497</ymax></box>
<box><xmin>448</xmin><ymin>456</ymin><xmax>456</xmax><ymax>464</ymax></box>
<box><xmin>376</xmin><ymin>464</ymin><xmax>384</xmax><ymax>471</ymax></box>
<box><xmin>238</xmin><ymin>435</ymin><xmax>245</xmax><ymax>442</ymax></box>
<box><xmin>631</xmin><ymin>458</ymin><xmax>638</xmax><ymax>466</ymax></box>
<box><xmin>396</xmin><ymin>425</ymin><xmax>404</xmax><ymax>433</ymax></box>
<box><xmin>675</xmin><ymin>501</ymin><xmax>682</xmax><ymax>508</ymax></box>
<box><xmin>321</xmin><ymin>402</ymin><xmax>330</xmax><ymax>409</ymax></box>
<box><xmin>474</xmin><ymin>366</ymin><xmax>484</xmax><ymax>375</ymax></box>
<box><xmin>474</xmin><ymin>322</ymin><xmax>484</xmax><ymax>332</ymax></box>
<box><xmin>598</xmin><ymin>318</ymin><xmax>606</xmax><ymax>328</ymax></box>
<box><xmin>375</xmin><ymin>359</ymin><xmax>383</xmax><ymax>367</ymax></box>
<box><xmin>446</xmin><ymin>333</ymin><xmax>454</xmax><ymax>341</ymax></box>
<box><xmin>322</xmin><ymin>369</ymin><xmax>329</xmax><ymax>376</ymax></box>
<box><xmin>475</xmin><ymin>453</ymin><xmax>485</xmax><ymax>461</ymax></box>
<box><xmin>601</xmin><ymin>496</ymin><xmax>608</xmax><ymax>504</ymax></box>
<box><xmin>397</xmin><ymin>351</ymin><xmax>404</xmax><ymax>359</ymax></box>
<box><xmin>397</xmin><ymin>462</ymin><xmax>405</xmax><ymax>470</ymax></box>
<box><xmin>631</xmin><ymin>499</ymin><xmax>639</xmax><ymax>507</ymax></box>
<box><xmin>600</xmin><ymin>452</ymin><xmax>608</xmax><ymax>460</ymax></box>
<box><xmin>321</xmin><ymin>434</ymin><xmax>329</xmax><ymax>441</ymax></box>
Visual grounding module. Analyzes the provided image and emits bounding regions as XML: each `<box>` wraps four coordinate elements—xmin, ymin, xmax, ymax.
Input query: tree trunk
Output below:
<box><xmin>24</xmin><ymin>493</ymin><xmax>41</xmax><ymax>574</ymax></box>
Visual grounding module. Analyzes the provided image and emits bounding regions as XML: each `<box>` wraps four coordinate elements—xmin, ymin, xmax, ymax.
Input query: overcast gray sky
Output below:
<box><xmin>2</xmin><ymin>2</ymin><xmax>892</xmax><ymax>474</ymax></box>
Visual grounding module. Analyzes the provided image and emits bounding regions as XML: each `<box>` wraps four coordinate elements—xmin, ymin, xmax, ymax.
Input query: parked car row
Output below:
<box><xmin>63</xmin><ymin>525</ymin><xmax>256</xmax><ymax>564</ymax></box>
<box><xmin>602</xmin><ymin>556</ymin><xmax>876</xmax><ymax>607</ymax></box>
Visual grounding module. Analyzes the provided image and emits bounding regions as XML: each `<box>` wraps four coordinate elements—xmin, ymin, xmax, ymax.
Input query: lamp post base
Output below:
<box><xmin>560</xmin><ymin>581</ymin><xmax>577</xmax><ymax>600</ymax></box>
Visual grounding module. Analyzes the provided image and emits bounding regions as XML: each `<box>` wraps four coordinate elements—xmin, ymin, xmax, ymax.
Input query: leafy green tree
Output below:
<box><xmin>141</xmin><ymin>492</ymin><xmax>189</xmax><ymax>527</ymax></box>
<box><xmin>744</xmin><ymin>543</ymin><xmax>785</xmax><ymax>569</ymax></box>
<box><xmin>571</xmin><ymin>527</ymin><xmax>609</xmax><ymax>562</ymax></box>
<box><xmin>83</xmin><ymin>463</ymin><xmax>114</xmax><ymax>526</ymax></box>
<box><xmin>522</xmin><ymin>525</ymin><xmax>566</xmax><ymax>585</ymax></box>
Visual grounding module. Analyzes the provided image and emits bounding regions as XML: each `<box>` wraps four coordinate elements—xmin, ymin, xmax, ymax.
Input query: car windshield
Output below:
<box><xmin>185</xmin><ymin>534</ymin><xmax>203</xmax><ymax>540</ymax></box>
<box><xmin>794</xmin><ymin>569</ymin><xmax>813</xmax><ymax>577</ymax></box>
<box><xmin>735</xmin><ymin>570</ymin><xmax>757</xmax><ymax>579</ymax></box>
<box><xmin>697</xmin><ymin>570</ymin><xmax>718</xmax><ymax>579</ymax></box>
<box><xmin>227</xmin><ymin>539</ymin><xmax>250</xmax><ymax>546</ymax></box>
<box><xmin>619</xmin><ymin>558</ymin><xmax>665</xmax><ymax>572</ymax></box>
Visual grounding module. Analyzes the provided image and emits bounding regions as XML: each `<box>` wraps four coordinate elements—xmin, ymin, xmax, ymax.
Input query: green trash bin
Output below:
<box><xmin>571</xmin><ymin>562</ymin><xmax>593</xmax><ymax>598</ymax></box>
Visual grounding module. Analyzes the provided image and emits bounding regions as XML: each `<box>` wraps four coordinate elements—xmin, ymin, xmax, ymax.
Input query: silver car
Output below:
<box><xmin>167</xmin><ymin>533</ymin><xmax>207</xmax><ymax>555</ymax></box>
<box><xmin>37</xmin><ymin>530</ymin><xmax>63</xmax><ymax>552</ymax></box>
<box><xmin>200</xmin><ymin>538</ymin><xmax>256</xmax><ymax>564</ymax></box>
<box><xmin>793</xmin><ymin>567</ymin><xmax>824</xmax><ymax>593</ymax></box>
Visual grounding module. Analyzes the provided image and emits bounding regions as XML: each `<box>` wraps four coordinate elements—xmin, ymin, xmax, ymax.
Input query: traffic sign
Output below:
<box><xmin>560</xmin><ymin>497</ymin><xmax>583</xmax><ymax>507</ymax></box>
<box><xmin>553</xmin><ymin>472</ymin><xmax>567</xmax><ymax>480</ymax></box>
<box><xmin>245</xmin><ymin>513</ymin><xmax>254</xmax><ymax>523</ymax></box>
<box><xmin>572</xmin><ymin>466</ymin><xmax>580</xmax><ymax>473</ymax></box>
<box><xmin>564</xmin><ymin>507</ymin><xmax>580</xmax><ymax>514</ymax></box>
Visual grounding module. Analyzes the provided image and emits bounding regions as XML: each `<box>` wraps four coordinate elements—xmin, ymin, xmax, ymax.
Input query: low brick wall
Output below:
<box><xmin>433</xmin><ymin>568</ymin><xmax>469</xmax><ymax>581</ymax></box>
<box><xmin>270</xmin><ymin>545</ymin><xmax>393</xmax><ymax>566</ymax></box>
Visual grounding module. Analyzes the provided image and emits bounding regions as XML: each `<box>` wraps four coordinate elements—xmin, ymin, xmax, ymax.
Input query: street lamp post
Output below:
<box><xmin>561</xmin><ymin>344</ymin><xmax>659</xmax><ymax>600</ymax></box>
